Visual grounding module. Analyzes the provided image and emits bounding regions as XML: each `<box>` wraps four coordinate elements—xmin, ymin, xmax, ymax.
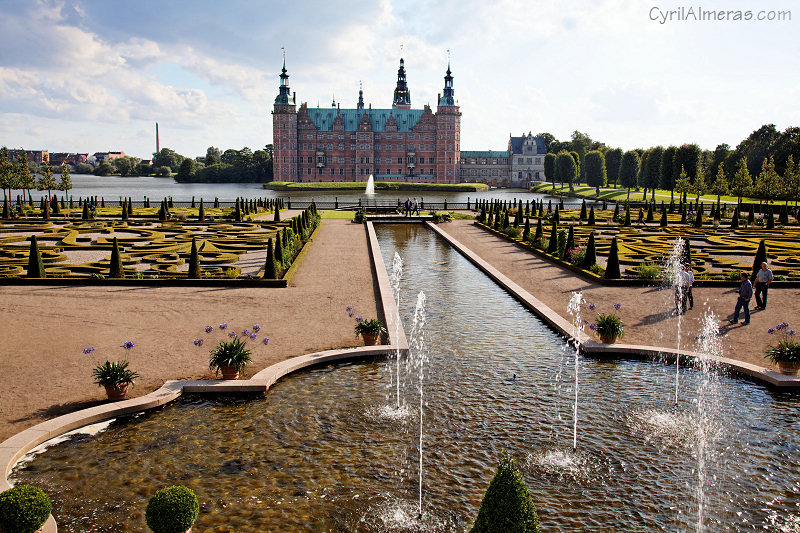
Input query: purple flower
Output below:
<box><xmin>83</xmin><ymin>346</ymin><xmax>95</xmax><ymax>355</ymax></box>
<box><xmin>193</xmin><ymin>338</ymin><xmax>204</xmax><ymax>347</ymax></box>
<box><xmin>205</xmin><ymin>325</ymin><xmax>213</xmax><ymax>333</ymax></box>
<box><xmin>589</xmin><ymin>323</ymin><xmax>598</xmax><ymax>331</ymax></box>
<box><xmin>790</xmin><ymin>330</ymin><xmax>797</xmax><ymax>336</ymax></box>
<box><xmin>588</xmin><ymin>303</ymin><xmax>596</xmax><ymax>311</ymax></box>
<box><xmin>219</xmin><ymin>323</ymin><xmax>228</xmax><ymax>330</ymax></box>
<box><xmin>252</xmin><ymin>324</ymin><xmax>261</xmax><ymax>333</ymax></box>
<box><xmin>242</xmin><ymin>329</ymin><xmax>250</xmax><ymax>337</ymax></box>
<box><xmin>250</xmin><ymin>333</ymin><xmax>258</xmax><ymax>340</ymax></box>
<box><xmin>345</xmin><ymin>306</ymin><xmax>354</xmax><ymax>318</ymax></box>
<box><xmin>769</xmin><ymin>328</ymin><xmax>775</xmax><ymax>334</ymax></box>
<box><xmin>613</xmin><ymin>303</ymin><xmax>621</xmax><ymax>311</ymax></box>
<box><xmin>228</xmin><ymin>331</ymin><xmax>237</xmax><ymax>338</ymax></box>
<box><xmin>262</xmin><ymin>337</ymin><xmax>270</xmax><ymax>345</ymax></box>
<box><xmin>355</xmin><ymin>316</ymin><xmax>364</xmax><ymax>323</ymax></box>
<box><xmin>121</xmin><ymin>341</ymin><xmax>135</xmax><ymax>351</ymax></box>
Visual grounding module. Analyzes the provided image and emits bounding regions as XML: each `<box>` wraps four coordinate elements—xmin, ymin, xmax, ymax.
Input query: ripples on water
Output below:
<box><xmin>11</xmin><ymin>224</ymin><xmax>800</xmax><ymax>532</ymax></box>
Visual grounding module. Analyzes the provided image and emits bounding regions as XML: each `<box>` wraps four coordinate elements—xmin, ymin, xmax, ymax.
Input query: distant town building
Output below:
<box><xmin>92</xmin><ymin>151</ymin><xmax>126</xmax><ymax>164</ymax></box>
<box><xmin>459</xmin><ymin>150</ymin><xmax>511</xmax><ymax>186</ymax></box>
<box><xmin>272</xmin><ymin>57</ymin><xmax>461</xmax><ymax>183</ymax></box>
<box><xmin>508</xmin><ymin>133</ymin><xmax>547</xmax><ymax>188</ymax></box>
<box><xmin>49</xmin><ymin>153</ymin><xmax>89</xmax><ymax>167</ymax></box>
<box><xmin>8</xmin><ymin>149</ymin><xmax>48</xmax><ymax>165</ymax></box>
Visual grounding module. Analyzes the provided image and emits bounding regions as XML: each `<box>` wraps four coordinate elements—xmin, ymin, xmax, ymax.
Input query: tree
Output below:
<box><xmin>643</xmin><ymin>146</ymin><xmax>664</xmax><ymax>201</ymax></box>
<box><xmin>734</xmin><ymin>124</ymin><xmax>779</xmax><ymax>179</ymax></box>
<box><xmin>710</xmin><ymin>163</ymin><xmax>729</xmax><ymax>201</ymax></box>
<box><xmin>109</xmin><ymin>237</ymin><xmax>124</xmax><ymax>278</ymax></box>
<box><xmin>206</xmin><ymin>146</ymin><xmax>221</xmax><ymax>166</ymax></box>
<box><xmin>470</xmin><ymin>453</ymin><xmax>540</xmax><ymax>533</ymax></box>
<box><xmin>605</xmin><ymin>236</ymin><xmax>621</xmax><ymax>279</ymax></box>
<box><xmin>15</xmin><ymin>149</ymin><xmax>35</xmax><ymax>197</ymax></box>
<box><xmin>112</xmin><ymin>156</ymin><xmax>140</xmax><ymax>177</ymax></box>
<box><xmin>605</xmin><ymin>148</ymin><xmax>622</xmax><ymax>188</ymax></box>
<box><xmin>585</xmin><ymin>150</ymin><xmax>606</xmax><ymax>195</ymax></box>
<box><xmin>783</xmin><ymin>155</ymin><xmax>799</xmax><ymax>205</ymax></box>
<box><xmin>543</xmin><ymin>153</ymin><xmax>556</xmax><ymax>188</ymax></box>
<box><xmin>730</xmin><ymin>157</ymin><xmax>752</xmax><ymax>203</ymax></box>
<box><xmin>264</xmin><ymin>238</ymin><xmax>277</xmax><ymax>279</ymax></box>
<box><xmin>754</xmin><ymin>156</ymin><xmax>780</xmax><ymax>202</ymax></box>
<box><xmin>692</xmin><ymin>165</ymin><xmax>707</xmax><ymax>202</ymax></box>
<box><xmin>0</xmin><ymin>146</ymin><xmax>15</xmax><ymax>199</ymax></box>
<box><xmin>27</xmin><ymin>235</ymin><xmax>46</xmax><ymax>278</ymax></box>
<box><xmin>152</xmin><ymin>148</ymin><xmax>185</xmax><ymax>171</ymax></box>
<box><xmin>675</xmin><ymin>166</ymin><xmax>692</xmax><ymax>201</ymax></box>
<box><xmin>536</xmin><ymin>132</ymin><xmax>558</xmax><ymax>153</ymax></box>
<box><xmin>36</xmin><ymin>163</ymin><xmax>56</xmax><ymax>197</ymax></box>
<box><xmin>188</xmin><ymin>237</ymin><xmax>201</xmax><ymax>279</ymax></box>
<box><xmin>176</xmin><ymin>158</ymin><xmax>196</xmax><ymax>182</ymax></box>
<box><xmin>57</xmin><ymin>163</ymin><xmax>73</xmax><ymax>197</ymax></box>
<box><xmin>660</xmin><ymin>146</ymin><xmax>677</xmax><ymax>196</ymax></box>
<box><xmin>619</xmin><ymin>151</ymin><xmax>640</xmax><ymax>201</ymax></box>
<box><xmin>93</xmin><ymin>161</ymin><xmax>114</xmax><ymax>176</ymax></box>
<box><xmin>569</xmin><ymin>151</ymin><xmax>581</xmax><ymax>182</ymax></box>
<box><xmin>583</xmin><ymin>232</ymin><xmax>597</xmax><ymax>268</ymax></box>
<box><xmin>673</xmin><ymin>144</ymin><xmax>702</xmax><ymax>185</ymax></box>
<box><xmin>555</xmin><ymin>151</ymin><xmax>577</xmax><ymax>191</ymax></box>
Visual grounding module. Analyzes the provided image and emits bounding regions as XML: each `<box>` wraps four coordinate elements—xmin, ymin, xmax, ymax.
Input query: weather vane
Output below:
<box><xmin>400</xmin><ymin>43</ymin><xmax>404</xmax><ymax>56</ymax></box>
<box><xmin>281</xmin><ymin>46</ymin><xmax>285</xmax><ymax>61</ymax></box>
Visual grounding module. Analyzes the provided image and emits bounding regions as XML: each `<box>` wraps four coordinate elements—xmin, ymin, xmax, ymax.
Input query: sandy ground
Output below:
<box><xmin>437</xmin><ymin>219</ymin><xmax>800</xmax><ymax>373</ymax></box>
<box><xmin>0</xmin><ymin>219</ymin><xmax>379</xmax><ymax>442</ymax></box>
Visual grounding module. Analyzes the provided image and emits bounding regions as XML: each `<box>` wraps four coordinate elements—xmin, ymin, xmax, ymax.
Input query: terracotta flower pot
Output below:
<box><xmin>361</xmin><ymin>333</ymin><xmax>378</xmax><ymax>346</ymax></box>
<box><xmin>219</xmin><ymin>365</ymin><xmax>239</xmax><ymax>380</ymax></box>
<box><xmin>598</xmin><ymin>333</ymin><xmax>618</xmax><ymax>344</ymax></box>
<box><xmin>776</xmin><ymin>361</ymin><xmax>800</xmax><ymax>375</ymax></box>
<box><xmin>104</xmin><ymin>383</ymin><xmax>130</xmax><ymax>401</ymax></box>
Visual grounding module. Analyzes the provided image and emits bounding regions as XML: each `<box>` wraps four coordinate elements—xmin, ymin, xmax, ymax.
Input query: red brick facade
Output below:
<box><xmin>272</xmin><ymin>59</ymin><xmax>461</xmax><ymax>184</ymax></box>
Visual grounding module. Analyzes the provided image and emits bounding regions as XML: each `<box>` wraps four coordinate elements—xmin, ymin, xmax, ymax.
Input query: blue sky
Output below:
<box><xmin>0</xmin><ymin>0</ymin><xmax>797</xmax><ymax>159</ymax></box>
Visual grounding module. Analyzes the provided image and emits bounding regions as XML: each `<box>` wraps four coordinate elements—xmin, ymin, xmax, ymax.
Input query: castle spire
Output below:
<box><xmin>274</xmin><ymin>49</ymin><xmax>292</xmax><ymax>105</ymax></box>
<box><xmin>438</xmin><ymin>58</ymin><xmax>456</xmax><ymax>107</ymax></box>
<box><xmin>392</xmin><ymin>57</ymin><xmax>411</xmax><ymax>109</ymax></box>
<box><xmin>357</xmin><ymin>80</ymin><xmax>364</xmax><ymax>110</ymax></box>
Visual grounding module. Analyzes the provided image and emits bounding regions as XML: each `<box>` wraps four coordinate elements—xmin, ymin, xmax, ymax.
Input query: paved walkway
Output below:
<box><xmin>0</xmin><ymin>219</ymin><xmax>379</xmax><ymax>442</ymax></box>
<box><xmin>436</xmin><ymin>220</ymin><xmax>799</xmax><ymax>374</ymax></box>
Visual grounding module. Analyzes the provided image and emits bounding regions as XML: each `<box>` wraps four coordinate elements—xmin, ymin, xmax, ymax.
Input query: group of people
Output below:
<box><xmin>403</xmin><ymin>197</ymin><xmax>420</xmax><ymax>216</ymax></box>
<box><xmin>676</xmin><ymin>261</ymin><xmax>775</xmax><ymax>326</ymax></box>
<box><xmin>731</xmin><ymin>262</ymin><xmax>774</xmax><ymax>325</ymax></box>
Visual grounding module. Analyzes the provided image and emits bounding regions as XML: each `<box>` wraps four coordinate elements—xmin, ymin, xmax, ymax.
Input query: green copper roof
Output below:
<box><xmin>306</xmin><ymin>108</ymin><xmax>424</xmax><ymax>133</ymax></box>
<box><xmin>460</xmin><ymin>150</ymin><xmax>510</xmax><ymax>158</ymax></box>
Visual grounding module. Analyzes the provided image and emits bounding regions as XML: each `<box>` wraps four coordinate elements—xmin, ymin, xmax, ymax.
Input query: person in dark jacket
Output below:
<box><xmin>731</xmin><ymin>271</ymin><xmax>753</xmax><ymax>325</ymax></box>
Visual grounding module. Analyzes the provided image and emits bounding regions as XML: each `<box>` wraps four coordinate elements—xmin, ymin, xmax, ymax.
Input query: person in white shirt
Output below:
<box><xmin>754</xmin><ymin>261</ymin><xmax>774</xmax><ymax>309</ymax></box>
<box><xmin>682</xmin><ymin>264</ymin><xmax>694</xmax><ymax>311</ymax></box>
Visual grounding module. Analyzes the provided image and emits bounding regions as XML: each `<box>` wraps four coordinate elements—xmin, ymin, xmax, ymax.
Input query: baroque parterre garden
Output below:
<box><xmin>474</xmin><ymin>198</ymin><xmax>800</xmax><ymax>280</ymax></box>
<box><xmin>0</xmin><ymin>197</ymin><xmax>319</xmax><ymax>280</ymax></box>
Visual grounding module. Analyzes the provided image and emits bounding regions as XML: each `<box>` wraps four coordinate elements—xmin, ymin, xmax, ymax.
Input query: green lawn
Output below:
<box><xmin>532</xmin><ymin>183</ymin><xmax>772</xmax><ymax>205</ymax></box>
<box><xmin>319</xmin><ymin>210</ymin><xmax>357</xmax><ymax>219</ymax></box>
<box><xmin>266</xmin><ymin>181</ymin><xmax>489</xmax><ymax>192</ymax></box>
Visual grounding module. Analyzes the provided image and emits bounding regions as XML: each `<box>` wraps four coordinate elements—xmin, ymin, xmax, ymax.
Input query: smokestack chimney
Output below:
<box><xmin>156</xmin><ymin>123</ymin><xmax>160</xmax><ymax>154</ymax></box>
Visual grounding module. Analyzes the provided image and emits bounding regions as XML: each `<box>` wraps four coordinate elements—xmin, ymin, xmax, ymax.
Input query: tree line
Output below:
<box><xmin>539</xmin><ymin>125</ymin><xmax>800</xmax><ymax>203</ymax></box>
<box><xmin>0</xmin><ymin>147</ymin><xmax>72</xmax><ymax>199</ymax></box>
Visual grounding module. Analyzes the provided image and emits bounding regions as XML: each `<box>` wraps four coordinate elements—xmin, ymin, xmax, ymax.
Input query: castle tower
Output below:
<box><xmin>435</xmin><ymin>62</ymin><xmax>461</xmax><ymax>183</ymax></box>
<box><xmin>272</xmin><ymin>56</ymin><xmax>298</xmax><ymax>181</ymax></box>
<box><xmin>392</xmin><ymin>58</ymin><xmax>411</xmax><ymax>109</ymax></box>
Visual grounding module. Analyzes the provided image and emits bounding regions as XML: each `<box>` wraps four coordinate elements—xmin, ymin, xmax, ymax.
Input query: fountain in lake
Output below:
<box><xmin>365</xmin><ymin>174</ymin><xmax>375</xmax><ymax>195</ymax></box>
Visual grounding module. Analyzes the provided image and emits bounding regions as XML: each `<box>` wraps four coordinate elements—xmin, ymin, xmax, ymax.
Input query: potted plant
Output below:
<box><xmin>765</xmin><ymin>322</ymin><xmax>800</xmax><ymax>375</ymax></box>
<box><xmin>145</xmin><ymin>485</ymin><xmax>199</xmax><ymax>533</ymax></box>
<box><xmin>354</xmin><ymin>317</ymin><xmax>387</xmax><ymax>346</ymax></box>
<box><xmin>87</xmin><ymin>341</ymin><xmax>139</xmax><ymax>400</ymax></box>
<box><xmin>209</xmin><ymin>337</ymin><xmax>252</xmax><ymax>379</ymax></box>
<box><xmin>590</xmin><ymin>303</ymin><xmax>625</xmax><ymax>344</ymax></box>
<box><xmin>0</xmin><ymin>484</ymin><xmax>52</xmax><ymax>533</ymax></box>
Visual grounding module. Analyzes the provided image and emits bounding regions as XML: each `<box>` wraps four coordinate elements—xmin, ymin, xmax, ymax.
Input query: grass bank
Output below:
<box><xmin>265</xmin><ymin>181</ymin><xmax>490</xmax><ymax>192</ymax></box>
<box><xmin>532</xmin><ymin>183</ymin><xmax>769</xmax><ymax>205</ymax></box>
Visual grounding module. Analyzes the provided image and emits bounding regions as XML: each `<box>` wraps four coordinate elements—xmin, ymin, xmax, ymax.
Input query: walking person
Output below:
<box><xmin>404</xmin><ymin>197</ymin><xmax>411</xmax><ymax>217</ymax></box>
<box><xmin>754</xmin><ymin>261</ymin><xmax>774</xmax><ymax>309</ymax></box>
<box><xmin>683</xmin><ymin>264</ymin><xmax>694</xmax><ymax>311</ymax></box>
<box><xmin>730</xmin><ymin>272</ymin><xmax>753</xmax><ymax>325</ymax></box>
<box><xmin>412</xmin><ymin>197</ymin><xmax>420</xmax><ymax>216</ymax></box>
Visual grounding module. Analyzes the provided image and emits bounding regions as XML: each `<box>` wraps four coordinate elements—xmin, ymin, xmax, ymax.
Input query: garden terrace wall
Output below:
<box><xmin>473</xmin><ymin>221</ymin><xmax>800</xmax><ymax>288</ymax></box>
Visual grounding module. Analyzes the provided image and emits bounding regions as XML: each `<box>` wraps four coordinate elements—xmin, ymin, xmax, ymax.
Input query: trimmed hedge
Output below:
<box><xmin>145</xmin><ymin>485</ymin><xmax>199</xmax><ymax>533</ymax></box>
<box><xmin>0</xmin><ymin>485</ymin><xmax>52</xmax><ymax>533</ymax></box>
<box><xmin>471</xmin><ymin>453</ymin><xmax>540</xmax><ymax>533</ymax></box>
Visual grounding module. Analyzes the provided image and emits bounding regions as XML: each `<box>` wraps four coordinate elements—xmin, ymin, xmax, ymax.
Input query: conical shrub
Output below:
<box><xmin>580</xmin><ymin>199</ymin><xmax>587</xmax><ymax>220</ymax></box>
<box><xmin>109</xmin><ymin>237</ymin><xmax>124</xmax><ymax>278</ymax></box>
<box><xmin>623</xmin><ymin>205</ymin><xmax>631</xmax><ymax>226</ymax></box>
<box><xmin>198</xmin><ymin>199</ymin><xmax>205</xmax><ymax>221</ymax></box>
<box><xmin>683</xmin><ymin>238</ymin><xmax>692</xmax><ymax>267</ymax></box>
<box><xmin>605</xmin><ymin>236</ymin><xmax>621</xmax><ymax>279</ymax></box>
<box><xmin>547</xmin><ymin>222</ymin><xmax>558</xmax><ymax>254</ymax></box>
<box><xmin>751</xmin><ymin>239</ymin><xmax>767</xmax><ymax>280</ymax></box>
<box><xmin>470</xmin><ymin>453</ymin><xmax>540</xmax><ymax>533</ymax></box>
<box><xmin>273</xmin><ymin>202</ymin><xmax>281</xmax><ymax>222</ymax></box>
<box><xmin>188</xmin><ymin>237</ymin><xmax>201</xmax><ymax>279</ymax></box>
<box><xmin>264</xmin><ymin>238</ymin><xmax>277</xmax><ymax>279</ymax></box>
<box><xmin>121</xmin><ymin>203</ymin><xmax>128</xmax><ymax>220</ymax></box>
<box><xmin>42</xmin><ymin>200</ymin><xmax>50</xmax><ymax>220</ymax></box>
<box><xmin>2</xmin><ymin>197</ymin><xmax>9</xmax><ymax>219</ymax></box>
<box><xmin>27</xmin><ymin>235</ymin><xmax>46</xmax><ymax>278</ymax></box>
<box><xmin>587</xmin><ymin>206</ymin><xmax>595</xmax><ymax>225</ymax></box>
<box><xmin>565</xmin><ymin>225</ymin><xmax>575</xmax><ymax>253</ymax></box>
<box><xmin>584</xmin><ymin>231</ymin><xmax>597</xmax><ymax>268</ymax></box>
<box><xmin>730</xmin><ymin>207</ymin><xmax>739</xmax><ymax>228</ymax></box>
<box><xmin>81</xmin><ymin>202</ymin><xmax>89</xmax><ymax>220</ymax></box>
<box><xmin>522</xmin><ymin>216</ymin><xmax>530</xmax><ymax>241</ymax></box>
<box><xmin>274</xmin><ymin>232</ymin><xmax>284</xmax><ymax>266</ymax></box>
<box><xmin>766</xmin><ymin>209</ymin><xmax>774</xmax><ymax>229</ymax></box>
<box><xmin>534</xmin><ymin>218</ymin><xmax>543</xmax><ymax>241</ymax></box>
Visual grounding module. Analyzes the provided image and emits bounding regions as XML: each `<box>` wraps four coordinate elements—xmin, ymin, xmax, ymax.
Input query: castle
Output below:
<box><xmin>272</xmin><ymin>57</ymin><xmax>461</xmax><ymax>184</ymax></box>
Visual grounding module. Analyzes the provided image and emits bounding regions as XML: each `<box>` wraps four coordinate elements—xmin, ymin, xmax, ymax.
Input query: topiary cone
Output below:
<box><xmin>564</xmin><ymin>225</ymin><xmax>575</xmax><ymax>254</ymax></box>
<box><xmin>198</xmin><ymin>199</ymin><xmax>205</xmax><ymax>221</ymax></box>
<box><xmin>751</xmin><ymin>239</ymin><xmax>767</xmax><ymax>280</ymax></box>
<box><xmin>587</xmin><ymin>206</ymin><xmax>595</xmax><ymax>225</ymax></box>
<box><xmin>265</xmin><ymin>238</ymin><xmax>277</xmax><ymax>279</ymax></box>
<box><xmin>605</xmin><ymin>236</ymin><xmax>621</xmax><ymax>279</ymax></box>
<box><xmin>470</xmin><ymin>453</ymin><xmax>540</xmax><ymax>533</ymax></box>
<box><xmin>42</xmin><ymin>199</ymin><xmax>50</xmax><ymax>220</ymax></box>
<box><xmin>274</xmin><ymin>232</ymin><xmax>284</xmax><ymax>266</ymax></box>
<box><xmin>583</xmin><ymin>231</ymin><xmax>597</xmax><ymax>268</ymax></box>
<box><xmin>2</xmin><ymin>197</ymin><xmax>9</xmax><ymax>219</ymax></box>
<box><xmin>188</xmin><ymin>237</ymin><xmax>201</xmax><ymax>279</ymax></box>
<box><xmin>547</xmin><ymin>221</ymin><xmax>558</xmax><ymax>254</ymax></box>
<box><xmin>82</xmin><ymin>202</ymin><xmax>89</xmax><ymax>220</ymax></box>
<box><xmin>109</xmin><ymin>237</ymin><xmax>125</xmax><ymax>278</ymax></box>
<box><xmin>26</xmin><ymin>235</ymin><xmax>46</xmax><ymax>278</ymax></box>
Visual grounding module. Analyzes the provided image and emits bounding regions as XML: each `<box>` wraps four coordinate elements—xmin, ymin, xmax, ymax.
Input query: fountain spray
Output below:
<box><xmin>409</xmin><ymin>291</ymin><xmax>427</xmax><ymax>519</ymax></box>
<box><xmin>567</xmin><ymin>291</ymin><xmax>584</xmax><ymax>451</ymax></box>
<box><xmin>667</xmin><ymin>237</ymin><xmax>686</xmax><ymax>405</ymax></box>
<box><xmin>390</xmin><ymin>252</ymin><xmax>404</xmax><ymax>409</ymax></box>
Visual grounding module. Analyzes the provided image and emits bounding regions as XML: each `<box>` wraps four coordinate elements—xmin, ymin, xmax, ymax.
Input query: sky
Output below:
<box><xmin>0</xmin><ymin>0</ymin><xmax>798</xmax><ymax>160</ymax></box>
